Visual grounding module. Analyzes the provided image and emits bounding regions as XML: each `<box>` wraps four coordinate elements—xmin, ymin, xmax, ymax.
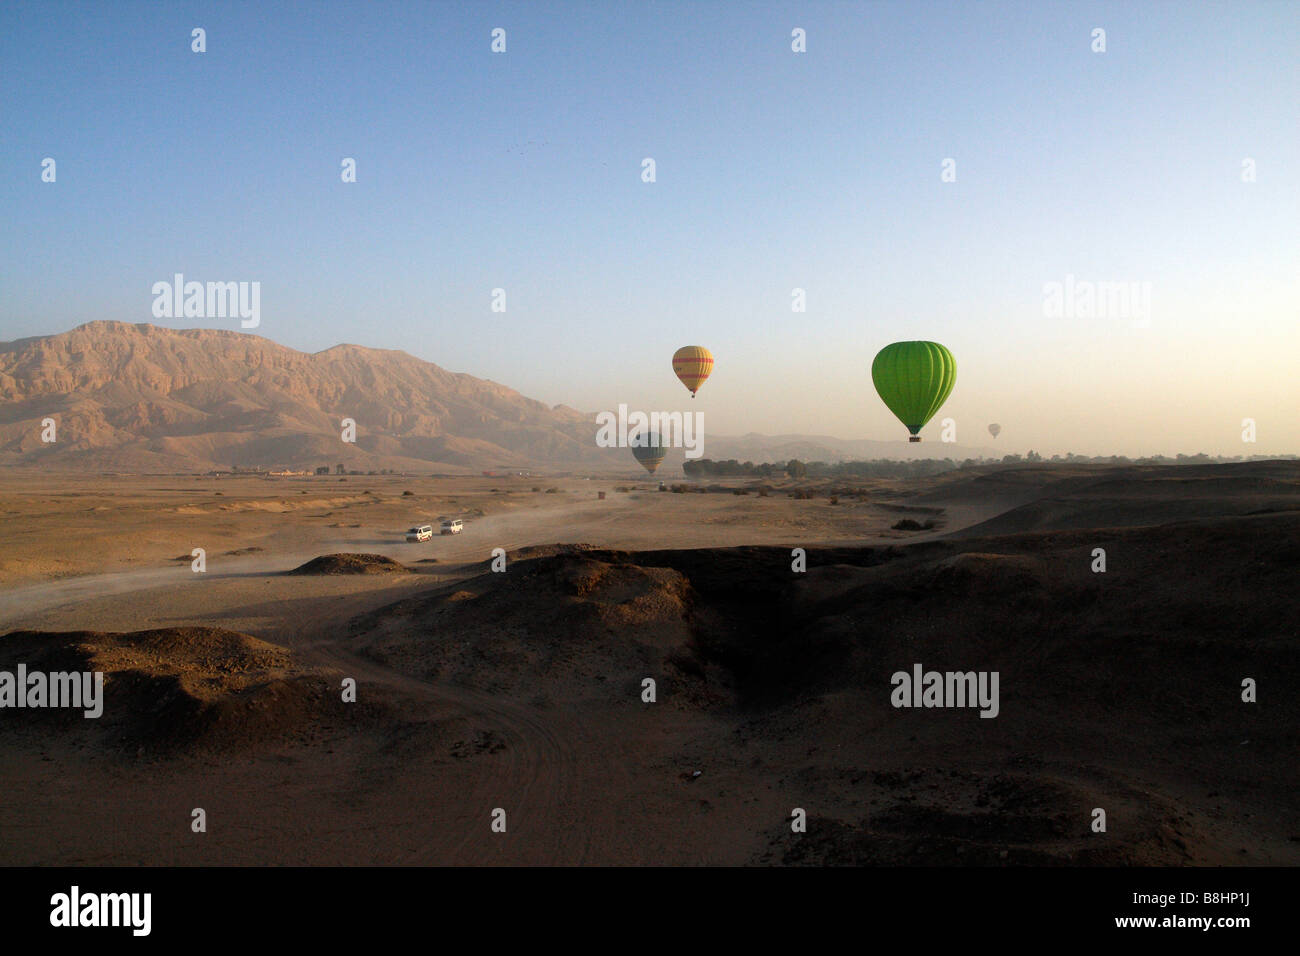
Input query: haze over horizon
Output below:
<box><xmin>3</xmin><ymin>1</ymin><xmax>1297</xmax><ymax>458</ymax></box>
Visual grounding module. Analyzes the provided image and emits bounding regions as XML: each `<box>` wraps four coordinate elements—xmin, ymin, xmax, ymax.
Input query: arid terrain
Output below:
<box><xmin>1</xmin><ymin>461</ymin><xmax>1297</xmax><ymax>865</ymax></box>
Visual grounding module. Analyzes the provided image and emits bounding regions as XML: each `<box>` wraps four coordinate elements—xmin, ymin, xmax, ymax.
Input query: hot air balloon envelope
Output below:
<box><xmin>988</xmin><ymin>423</ymin><xmax>1001</xmax><ymax>438</ymax></box>
<box><xmin>631</xmin><ymin>432</ymin><xmax>666</xmax><ymax>474</ymax></box>
<box><xmin>672</xmin><ymin>346</ymin><xmax>714</xmax><ymax>397</ymax></box>
<box><xmin>871</xmin><ymin>341</ymin><xmax>956</xmax><ymax>442</ymax></box>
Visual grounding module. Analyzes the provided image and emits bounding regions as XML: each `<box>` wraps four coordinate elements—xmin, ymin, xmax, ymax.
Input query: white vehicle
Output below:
<box><xmin>406</xmin><ymin>525</ymin><xmax>433</xmax><ymax>542</ymax></box>
<box><xmin>440</xmin><ymin>519</ymin><xmax>464</xmax><ymax>535</ymax></box>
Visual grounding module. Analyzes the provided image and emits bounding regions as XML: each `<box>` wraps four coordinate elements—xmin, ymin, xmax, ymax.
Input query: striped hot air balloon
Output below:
<box><xmin>672</xmin><ymin>346</ymin><xmax>713</xmax><ymax>398</ymax></box>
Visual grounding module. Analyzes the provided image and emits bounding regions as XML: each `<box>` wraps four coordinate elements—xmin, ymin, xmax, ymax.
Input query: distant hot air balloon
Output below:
<box><xmin>871</xmin><ymin>341</ymin><xmax>956</xmax><ymax>442</ymax></box>
<box><xmin>631</xmin><ymin>432</ymin><xmax>666</xmax><ymax>474</ymax></box>
<box><xmin>988</xmin><ymin>423</ymin><xmax>1001</xmax><ymax>438</ymax></box>
<box><xmin>672</xmin><ymin>346</ymin><xmax>713</xmax><ymax>398</ymax></box>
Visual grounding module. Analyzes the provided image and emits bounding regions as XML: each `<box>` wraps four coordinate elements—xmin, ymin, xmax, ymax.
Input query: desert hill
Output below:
<box><xmin>0</xmin><ymin>321</ymin><xmax>598</xmax><ymax>472</ymax></box>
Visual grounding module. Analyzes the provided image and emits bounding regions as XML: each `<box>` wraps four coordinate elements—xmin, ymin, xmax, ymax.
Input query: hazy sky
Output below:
<box><xmin>2</xmin><ymin>1</ymin><xmax>1296</xmax><ymax>456</ymax></box>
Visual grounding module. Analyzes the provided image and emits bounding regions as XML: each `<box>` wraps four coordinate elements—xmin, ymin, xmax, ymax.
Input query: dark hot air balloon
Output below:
<box><xmin>631</xmin><ymin>432</ymin><xmax>666</xmax><ymax>474</ymax></box>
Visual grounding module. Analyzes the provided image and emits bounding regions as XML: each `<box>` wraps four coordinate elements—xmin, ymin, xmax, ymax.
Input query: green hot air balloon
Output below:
<box><xmin>631</xmin><ymin>432</ymin><xmax>666</xmax><ymax>474</ymax></box>
<box><xmin>871</xmin><ymin>341</ymin><xmax>957</xmax><ymax>442</ymax></box>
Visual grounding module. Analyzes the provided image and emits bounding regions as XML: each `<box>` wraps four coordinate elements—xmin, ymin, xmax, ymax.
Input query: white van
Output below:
<box><xmin>441</xmin><ymin>519</ymin><xmax>463</xmax><ymax>535</ymax></box>
<box><xmin>406</xmin><ymin>525</ymin><xmax>433</xmax><ymax>542</ymax></box>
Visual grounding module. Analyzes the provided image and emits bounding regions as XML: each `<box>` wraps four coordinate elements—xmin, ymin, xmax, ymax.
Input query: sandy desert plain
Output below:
<box><xmin>1</xmin><ymin>461</ymin><xmax>1297</xmax><ymax>865</ymax></box>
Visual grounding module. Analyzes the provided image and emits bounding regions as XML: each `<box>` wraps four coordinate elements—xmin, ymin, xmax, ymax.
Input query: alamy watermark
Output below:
<box><xmin>891</xmin><ymin>663</ymin><xmax>999</xmax><ymax>718</ymax></box>
<box><xmin>50</xmin><ymin>886</ymin><xmax>150</xmax><ymax>936</ymax></box>
<box><xmin>1043</xmin><ymin>274</ymin><xmax>1151</xmax><ymax>328</ymax></box>
<box><xmin>0</xmin><ymin>665</ymin><xmax>103</xmax><ymax>718</ymax></box>
<box><xmin>595</xmin><ymin>403</ymin><xmax>704</xmax><ymax>458</ymax></box>
<box><xmin>151</xmin><ymin>273</ymin><xmax>260</xmax><ymax>328</ymax></box>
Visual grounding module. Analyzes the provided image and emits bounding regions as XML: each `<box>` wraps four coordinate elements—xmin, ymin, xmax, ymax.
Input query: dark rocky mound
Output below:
<box><xmin>0</xmin><ymin>626</ymin><xmax>361</xmax><ymax>754</ymax></box>
<box><xmin>479</xmin><ymin>542</ymin><xmax>598</xmax><ymax>568</ymax></box>
<box><xmin>892</xmin><ymin>518</ymin><xmax>937</xmax><ymax>531</ymax></box>
<box><xmin>289</xmin><ymin>553</ymin><xmax>409</xmax><ymax>575</ymax></box>
<box><xmin>352</xmin><ymin>554</ymin><xmax>706</xmax><ymax>701</ymax></box>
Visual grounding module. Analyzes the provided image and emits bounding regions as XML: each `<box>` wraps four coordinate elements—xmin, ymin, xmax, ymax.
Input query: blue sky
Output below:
<box><xmin>2</xmin><ymin>0</ymin><xmax>1297</xmax><ymax>455</ymax></box>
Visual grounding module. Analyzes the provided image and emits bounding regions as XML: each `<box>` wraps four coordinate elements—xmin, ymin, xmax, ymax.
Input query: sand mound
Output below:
<box><xmin>0</xmin><ymin>626</ymin><xmax>352</xmax><ymax>754</ymax></box>
<box><xmin>891</xmin><ymin>517</ymin><xmax>937</xmax><ymax>531</ymax></box>
<box><xmin>930</xmin><ymin>551</ymin><xmax>1045</xmax><ymax>592</ymax></box>
<box><xmin>289</xmin><ymin>553</ymin><xmax>410</xmax><ymax>575</ymax></box>
<box><xmin>480</xmin><ymin>542</ymin><xmax>598</xmax><ymax>568</ymax></box>
<box><xmin>353</xmin><ymin>554</ymin><xmax>712</xmax><ymax>701</ymax></box>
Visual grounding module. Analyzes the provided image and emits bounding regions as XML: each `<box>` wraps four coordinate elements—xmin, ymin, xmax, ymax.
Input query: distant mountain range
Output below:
<box><xmin>0</xmin><ymin>322</ymin><xmax>996</xmax><ymax>472</ymax></box>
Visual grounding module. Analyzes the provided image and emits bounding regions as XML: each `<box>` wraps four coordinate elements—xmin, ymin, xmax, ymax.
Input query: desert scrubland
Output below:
<box><xmin>2</xmin><ymin>461</ymin><xmax>1296</xmax><ymax>865</ymax></box>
